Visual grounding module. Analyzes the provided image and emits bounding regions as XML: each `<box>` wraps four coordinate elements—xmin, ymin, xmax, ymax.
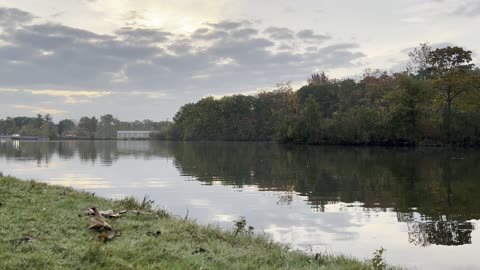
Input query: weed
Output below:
<box><xmin>233</xmin><ymin>216</ymin><xmax>254</xmax><ymax>236</ymax></box>
<box><xmin>140</xmin><ymin>195</ymin><xmax>155</xmax><ymax>209</ymax></box>
<box><xmin>371</xmin><ymin>247</ymin><xmax>388</xmax><ymax>270</ymax></box>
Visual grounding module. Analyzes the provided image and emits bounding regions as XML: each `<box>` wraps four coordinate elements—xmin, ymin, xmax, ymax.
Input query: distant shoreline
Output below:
<box><xmin>8</xmin><ymin>137</ymin><xmax>480</xmax><ymax>149</ymax></box>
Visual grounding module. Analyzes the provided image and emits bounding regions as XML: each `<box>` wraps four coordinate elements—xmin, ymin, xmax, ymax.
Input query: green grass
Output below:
<box><xmin>0</xmin><ymin>176</ymin><xmax>396</xmax><ymax>269</ymax></box>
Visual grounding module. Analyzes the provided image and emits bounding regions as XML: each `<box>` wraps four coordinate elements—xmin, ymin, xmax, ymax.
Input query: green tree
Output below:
<box><xmin>297</xmin><ymin>73</ymin><xmax>338</xmax><ymax>118</ymax></box>
<box><xmin>4</xmin><ymin>117</ymin><xmax>18</xmax><ymax>135</ymax></box>
<box><xmin>96</xmin><ymin>114</ymin><xmax>117</xmax><ymax>138</ymax></box>
<box><xmin>292</xmin><ymin>95</ymin><xmax>322</xmax><ymax>143</ymax></box>
<box><xmin>255</xmin><ymin>88</ymin><xmax>293</xmax><ymax>141</ymax></box>
<box><xmin>386</xmin><ymin>74</ymin><xmax>433</xmax><ymax>142</ymax></box>
<box><xmin>307</xmin><ymin>72</ymin><xmax>329</xmax><ymax>86</ymax></box>
<box><xmin>20</xmin><ymin>124</ymin><xmax>37</xmax><ymax>136</ymax></box>
<box><xmin>34</xmin><ymin>114</ymin><xmax>44</xmax><ymax>129</ymax></box>
<box><xmin>58</xmin><ymin>119</ymin><xmax>76</xmax><ymax>136</ymax></box>
<box><xmin>40</xmin><ymin>122</ymin><xmax>58</xmax><ymax>139</ymax></box>
<box><xmin>0</xmin><ymin>119</ymin><xmax>5</xmax><ymax>134</ymax></box>
<box><xmin>427</xmin><ymin>46</ymin><xmax>476</xmax><ymax>140</ymax></box>
<box><xmin>407</xmin><ymin>42</ymin><xmax>432</xmax><ymax>78</ymax></box>
<box><xmin>78</xmin><ymin>116</ymin><xmax>98</xmax><ymax>139</ymax></box>
<box><xmin>428</xmin><ymin>47</ymin><xmax>475</xmax><ymax>110</ymax></box>
<box><xmin>219</xmin><ymin>95</ymin><xmax>257</xmax><ymax>141</ymax></box>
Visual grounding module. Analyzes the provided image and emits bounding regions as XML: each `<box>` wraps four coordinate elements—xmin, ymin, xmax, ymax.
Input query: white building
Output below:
<box><xmin>117</xmin><ymin>130</ymin><xmax>153</xmax><ymax>139</ymax></box>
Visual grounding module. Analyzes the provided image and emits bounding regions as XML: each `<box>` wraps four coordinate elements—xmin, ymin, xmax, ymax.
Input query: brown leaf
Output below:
<box><xmin>88</xmin><ymin>207</ymin><xmax>113</xmax><ymax>230</ymax></box>
<box><xmin>85</xmin><ymin>208</ymin><xmax>126</xmax><ymax>218</ymax></box>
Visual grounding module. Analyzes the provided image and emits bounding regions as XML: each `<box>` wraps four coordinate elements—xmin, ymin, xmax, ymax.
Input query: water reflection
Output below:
<box><xmin>1</xmin><ymin>141</ymin><xmax>479</xmax><ymax>250</ymax></box>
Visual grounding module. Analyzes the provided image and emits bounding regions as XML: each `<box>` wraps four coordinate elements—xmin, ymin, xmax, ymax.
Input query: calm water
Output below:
<box><xmin>1</xmin><ymin>140</ymin><xmax>479</xmax><ymax>269</ymax></box>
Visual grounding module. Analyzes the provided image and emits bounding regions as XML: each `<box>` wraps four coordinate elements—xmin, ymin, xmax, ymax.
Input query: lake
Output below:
<box><xmin>1</xmin><ymin>140</ymin><xmax>479</xmax><ymax>269</ymax></box>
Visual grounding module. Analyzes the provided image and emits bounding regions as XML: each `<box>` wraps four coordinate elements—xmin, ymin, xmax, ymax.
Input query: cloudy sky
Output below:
<box><xmin>0</xmin><ymin>0</ymin><xmax>479</xmax><ymax>121</ymax></box>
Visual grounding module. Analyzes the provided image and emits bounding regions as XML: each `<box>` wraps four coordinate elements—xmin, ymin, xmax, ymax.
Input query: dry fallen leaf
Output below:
<box><xmin>85</xmin><ymin>208</ymin><xmax>126</xmax><ymax>218</ymax></box>
<box><xmin>88</xmin><ymin>207</ymin><xmax>113</xmax><ymax>230</ymax></box>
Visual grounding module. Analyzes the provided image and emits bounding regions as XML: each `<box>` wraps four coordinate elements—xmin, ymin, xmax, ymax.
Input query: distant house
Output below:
<box><xmin>117</xmin><ymin>131</ymin><xmax>153</xmax><ymax>139</ymax></box>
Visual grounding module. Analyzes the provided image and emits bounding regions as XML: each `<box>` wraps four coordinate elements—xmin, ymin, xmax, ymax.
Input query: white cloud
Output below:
<box><xmin>11</xmin><ymin>104</ymin><xmax>66</xmax><ymax>115</ymax></box>
<box><xmin>29</xmin><ymin>89</ymin><xmax>113</xmax><ymax>104</ymax></box>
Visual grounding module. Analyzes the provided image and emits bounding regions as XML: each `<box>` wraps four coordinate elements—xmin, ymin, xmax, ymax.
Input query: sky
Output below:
<box><xmin>0</xmin><ymin>0</ymin><xmax>479</xmax><ymax>121</ymax></box>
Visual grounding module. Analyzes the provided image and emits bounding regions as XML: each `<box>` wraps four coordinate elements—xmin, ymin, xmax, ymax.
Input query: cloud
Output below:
<box><xmin>27</xmin><ymin>90</ymin><xmax>113</xmax><ymax>104</ymax></box>
<box><xmin>296</xmin><ymin>29</ymin><xmax>330</xmax><ymax>42</ymax></box>
<box><xmin>283</xmin><ymin>6</ymin><xmax>296</xmax><ymax>13</ymax></box>
<box><xmin>192</xmin><ymin>28</ymin><xmax>229</xmax><ymax>40</ymax></box>
<box><xmin>0</xmin><ymin>88</ymin><xmax>19</xmax><ymax>93</ymax></box>
<box><xmin>0</xmin><ymin>7</ymin><xmax>35</xmax><ymax>28</ymax></box>
<box><xmin>11</xmin><ymin>104</ymin><xmax>66</xmax><ymax>115</ymax></box>
<box><xmin>30</xmin><ymin>90</ymin><xmax>112</xmax><ymax>97</ymax></box>
<box><xmin>207</xmin><ymin>20</ymin><xmax>251</xmax><ymax>30</ymax></box>
<box><xmin>263</xmin><ymin>27</ymin><xmax>295</xmax><ymax>40</ymax></box>
<box><xmin>451</xmin><ymin>1</ymin><xmax>480</xmax><ymax>17</ymax></box>
<box><xmin>30</xmin><ymin>90</ymin><xmax>113</xmax><ymax>103</ymax></box>
<box><xmin>124</xmin><ymin>91</ymin><xmax>168</xmax><ymax>99</ymax></box>
<box><xmin>115</xmin><ymin>27</ymin><xmax>172</xmax><ymax>43</ymax></box>
<box><xmin>0</xmin><ymin>7</ymin><xmax>366</xmax><ymax>119</ymax></box>
<box><xmin>231</xmin><ymin>28</ymin><xmax>259</xmax><ymax>39</ymax></box>
<box><xmin>400</xmin><ymin>42</ymin><xmax>456</xmax><ymax>54</ymax></box>
<box><xmin>122</xmin><ymin>10</ymin><xmax>146</xmax><ymax>27</ymax></box>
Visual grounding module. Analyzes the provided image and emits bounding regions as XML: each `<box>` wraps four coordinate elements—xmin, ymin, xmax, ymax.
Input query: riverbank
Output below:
<box><xmin>54</xmin><ymin>137</ymin><xmax>480</xmax><ymax>148</ymax></box>
<box><xmin>0</xmin><ymin>176</ymin><xmax>398</xmax><ymax>270</ymax></box>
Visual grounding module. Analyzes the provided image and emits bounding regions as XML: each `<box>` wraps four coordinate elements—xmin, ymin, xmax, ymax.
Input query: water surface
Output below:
<box><xmin>1</xmin><ymin>140</ymin><xmax>479</xmax><ymax>269</ymax></box>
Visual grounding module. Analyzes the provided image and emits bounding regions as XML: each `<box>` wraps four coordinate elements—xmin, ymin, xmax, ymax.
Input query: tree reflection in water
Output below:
<box><xmin>1</xmin><ymin>140</ymin><xmax>479</xmax><ymax>247</ymax></box>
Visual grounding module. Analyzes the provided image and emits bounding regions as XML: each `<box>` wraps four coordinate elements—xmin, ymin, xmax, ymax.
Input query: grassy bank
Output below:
<box><xmin>0</xmin><ymin>176</ymin><xmax>394</xmax><ymax>269</ymax></box>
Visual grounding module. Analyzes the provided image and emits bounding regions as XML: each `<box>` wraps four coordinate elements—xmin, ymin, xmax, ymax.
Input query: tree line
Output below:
<box><xmin>0</xmin><ymin>114</ymin><xmax>169</xmax><ymax>139</ymax></box>
<box><xmin>161</xmin><ymin>44</ymin><xmax>480</xmax><ymax>146</ymax></box>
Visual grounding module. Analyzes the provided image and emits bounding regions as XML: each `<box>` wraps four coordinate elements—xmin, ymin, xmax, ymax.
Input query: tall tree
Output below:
<box><xmin>407</xmin><ymin>43</ymin><xmax>432</xmax><ymax>78</ymax></box>
<box><xmin>428</xmin><ymin>47</ymin><xmax>475</xmax><ymax>110</ymax></box>
<box><xmin>97</xmin><ymin>114</ymin><xmax>117</xmax><ymax>138</ymax></box>
<box><xmin>307</xmin><ymin>72</ymin><xmax>329</xmax><ymax>86</ymax></box>
<box><xmin>78</xmin><ymin>116</ymin><xmax>98</xmax><ymax>139</ymax></box>
<box><xmin>387</xmin><ymin>74</ymin><xmax>433</xmax><ymax>141</ymax></box>
<box><xmin>427</xmin><ymin>46</ymin><xmax>475</xmax><ymax>140</ymax></box>
<box><xmin>58</xmin><ymin>119</ymin><xmax>76</xmax><ymax>136</ymax></box>
<box><xmin>35</xmin><ymin>114</ymin><xmax>44</xmax><ymax>129</ymax></box>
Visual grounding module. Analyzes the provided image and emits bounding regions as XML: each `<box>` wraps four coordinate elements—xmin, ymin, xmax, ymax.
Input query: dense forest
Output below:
<box><xmin>2</xmin><ymin>44</ymin><xmax>479</xmax><ymax>145</ymax></box>
<box><xmin>161</xmin><ymin>44</ymin><xmax>480</xmax><ymax>146</ymax></box>
<box><xmin>0</xmin><ymin>114</ymin><xmax>169</xmax><ymax>139</ymax></box>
